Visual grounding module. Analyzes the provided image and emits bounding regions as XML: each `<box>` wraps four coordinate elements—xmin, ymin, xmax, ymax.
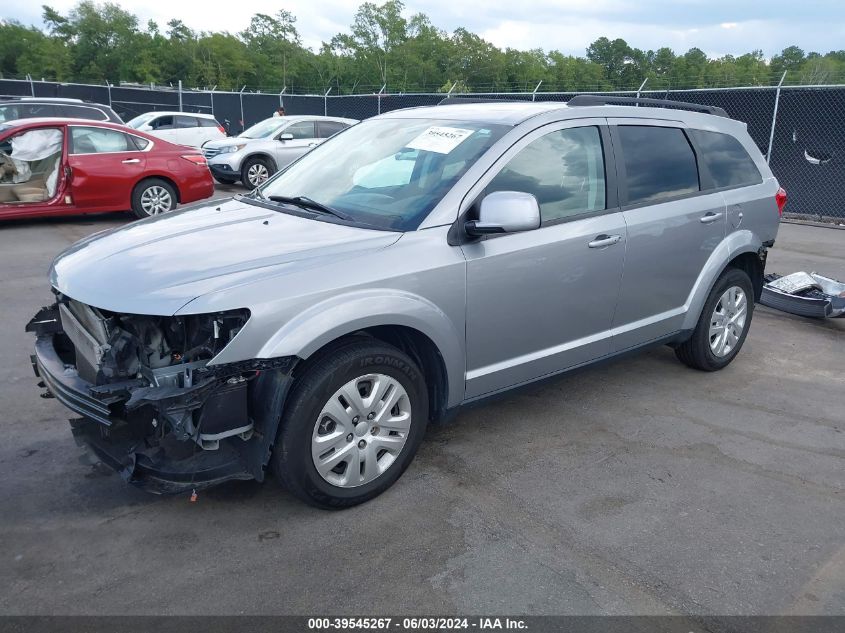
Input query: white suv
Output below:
<box><xmin>202</xmin><ymin>115</ymin><xmax>357</xmax><ymax>188</ymax></box>
<box><xmin>126</xmin><ymin>111</ymin><xmax>227</xmax><ymax>148</ymax></box>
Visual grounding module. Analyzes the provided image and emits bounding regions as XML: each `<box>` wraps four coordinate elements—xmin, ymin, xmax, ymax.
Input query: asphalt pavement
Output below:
<box><xmin>0</xmin><ymin>199</ymin><xmax>843</xmax><ymax>616</ymax></box>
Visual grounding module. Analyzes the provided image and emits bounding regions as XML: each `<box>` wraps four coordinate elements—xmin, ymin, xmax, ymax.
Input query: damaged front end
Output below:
<box><xmin>27</xmin><ymin>297</ymin><xmax>295</xmax><ymax>494</ymax></box>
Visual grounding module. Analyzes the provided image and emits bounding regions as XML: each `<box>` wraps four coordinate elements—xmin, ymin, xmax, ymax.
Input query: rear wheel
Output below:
<box><xmin>273</xmin><ymin>340</ymin><xmax>428</xmax><ymax>509</ymax></box>
<box><xmin>241</xmin><ymin>157</ymin><xmax>273</xmax><ymax>189</ymax></box>
<box><xmin>131</xmin><ymin>178</ymin><xmax>176</xmax><ymax>219</ymax></box>
<box><xmin>675</xmin><ymin>267</ymin><xmax>754</xmax><ymax>371</ymax></box>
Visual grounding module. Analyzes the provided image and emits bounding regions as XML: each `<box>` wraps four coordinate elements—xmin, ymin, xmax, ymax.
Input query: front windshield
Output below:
<box><xmin>240</xmin><ymin>118</ymin><xmax>286</xmax><ymax>139</ymax></box>
<box><xmin>257</xmin><ymin>118</ymin><xmax>508</xmax><ymax>231</ymax></box>
<box><xmin>126</xmin><ymin>113</ymin><xmax>154</xmax><ymax>129</ymax></box>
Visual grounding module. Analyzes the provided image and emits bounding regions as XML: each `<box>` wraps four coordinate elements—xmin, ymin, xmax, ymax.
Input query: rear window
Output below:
<box><xmin>317</xmin><ymin>121</ymin><xmax>348</xmax><ymax>138</ymax></box>
<box><xmin>618</xmin><ymin>125</ymin><xmax>699</xmax><ymax>205</ymax></box>
<box><xmin>175</xmin><ymin>115</ymin><xmax>198</xmax><ymax>128</ymax></box>
<box><xmin>690</xmin><ymin>129</ymin><xmax>762</xmax><ymax>189</ymax></box>
<box><xmin>62</xmin><ymin>105</ymin><xmax>107</xmax><ymax>121</ymax></box>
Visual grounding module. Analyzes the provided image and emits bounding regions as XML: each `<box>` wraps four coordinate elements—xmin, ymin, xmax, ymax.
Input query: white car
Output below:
<box><xmin>126</xmin><ymin>111</ymin><xmax>227</xmax><ymax>148</ymax></box>
<box><xmin>202</xmin><ymin>116</ymin><xmax>357</xmax><ymax>188</ymax></box>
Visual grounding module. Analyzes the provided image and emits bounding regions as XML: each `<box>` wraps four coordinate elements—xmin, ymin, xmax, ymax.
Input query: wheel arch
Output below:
<box><xmin>681</xmin><ymin>230</ymin><xmax>766</xmax><ymax>331</ymax></box>
<box><xmin>132</xmin><ymin>174</ymin><xmax>181</xmax><ymax>204</ymax></box>
<box><xmin>241</xmin><ymin>152</ymin><xmax>278</xmax><ymax>173</ymax></box>
<box><xmin>256</xmin><ymin>290</ymin><xmax>464</xmax><ymax>412</ymax></box>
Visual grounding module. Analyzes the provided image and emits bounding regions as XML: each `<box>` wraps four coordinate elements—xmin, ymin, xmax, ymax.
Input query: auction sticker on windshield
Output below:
<box><xmin>406</xmin><ymin>126</ymin><xmax>475</xmax><ymax>154</ymax></box>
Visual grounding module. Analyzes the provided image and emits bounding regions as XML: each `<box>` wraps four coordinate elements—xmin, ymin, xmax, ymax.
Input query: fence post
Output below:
<box><xmin>324</xmin><ymin>86</ymin><xmax>332</xmax><ymax>116</ymax></box>
<box><xmin>27</xmin><ymin>74</ymin><xmax>34</xmax><ymax>96</ymax></box>
<box><xmin>239</xmin><ymin>85</ymin><xmax>246</xmax><ymax>132</ymax></box>
<box><xmin>532</xmin><ymin>81</ymin><xmax>542</xmax><ymax>101</ymax></box>
<box><xmin>178</xmin><ymin>79</ymin><xmax>183</xmax><ymax>112</ymax></box>
<box><xmin>209</xmin><ymin>85</ymin><xmax>216</xmax><ymax>121</ymax></box>
<box><xmin>766</xmin><ymin>71</ymin><xmax>787</xmax><ymax>165</ymax></box>
<box><xmin>378</xmin><ymin>84</ymin><xmax>386</xmax><ymax>115</ymax></box>
<box><xmin>106</xmin><ymin>80</ymin><xmax>112</xmax><ymax>107</ymax></box>
<box><xmin>636</xmin><ymin>78</ymin><xmax>648</xmax><ymax>103</ymax></box>
<box><xmin>279</xmin><ymin>86</ymin><xmax>287</xmax><ymax>109</ymax></box>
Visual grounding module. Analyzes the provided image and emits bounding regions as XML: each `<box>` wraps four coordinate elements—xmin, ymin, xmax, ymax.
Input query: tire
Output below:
<box><xmin>675</xmin><ymin>267</ymin><xmax>755</xmax><ymax>371</ymax></box>
<box><xmin>273</xmin><ymin>339</ymin><xmax>429</xmax><ymax>509</ymax></box>
<box><xmin>213</xmin><ymin>175</ymin><xmax>238</xmax><ymax>185</ymax></box>
<box><xmin>131</xmin><ymin>178</ymin><xmax>177</xmax><ymax>219</ymax></box>
<box><xmin>241</xmin><ymin>156</ymin><xmax>274</xmax><ymax>189</ymax></box>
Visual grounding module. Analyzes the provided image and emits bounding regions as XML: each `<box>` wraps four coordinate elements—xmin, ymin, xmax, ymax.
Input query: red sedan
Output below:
<box><xmin>0</xmin><ymin>117</ymin><xmax>215</xmax><ymax>221</ymax></box>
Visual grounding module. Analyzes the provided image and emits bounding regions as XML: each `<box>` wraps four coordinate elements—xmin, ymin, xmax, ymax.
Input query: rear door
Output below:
<box><xmin>174</xmin><ymin>115</ymin><xmax>203</xmax><ymax>147</ymax></box>
<box><xmin>147</xmin><ymin>115</ymin><xmax>180</xmax><ymax>145</ymax></box>
<box><xmin>67</xmin><ymin>125</ymin><xmax>147</xmax><ymax>210</ymax></box>
<box><xmin>608</xmin><ymin>119</ymin><xmax>727</xmax><ymax>351</ymax></box>
<box><xmin>316</xmin><ymin>120</ymin><xmax>349</xmax><ymax>141</ymax></box>
<box><xmin>0</xmin><ymin>124</ymin><xmax>67</xmax><ymax>218</ymax></box>
<box><xmin>462</xmin><ymin>119</ymin><xmax>627</xmax><ymax>398</ymax></box>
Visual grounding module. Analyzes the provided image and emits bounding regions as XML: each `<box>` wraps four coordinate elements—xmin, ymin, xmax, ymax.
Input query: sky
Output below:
<box><xmin>6</xmin><ymin>0</ymin><xmax>844</xmax><ymax>59</ymax></box>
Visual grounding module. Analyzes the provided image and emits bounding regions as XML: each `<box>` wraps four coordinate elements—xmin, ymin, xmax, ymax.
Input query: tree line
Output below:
<box><xmin>1</xmin><ymin>1</ymin><xmax>843</xmax><ymax>94</ymax></box>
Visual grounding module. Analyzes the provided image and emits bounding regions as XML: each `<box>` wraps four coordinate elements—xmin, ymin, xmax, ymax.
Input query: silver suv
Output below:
<box><xmin>203</xmin><ymin>115</ymin><xmax>357</xmax><ymax>188</ymax></box>
<box><xmin>29</xmin><ymin>97</ymin><xmax>784</xmax><ymax>508</ymax></box>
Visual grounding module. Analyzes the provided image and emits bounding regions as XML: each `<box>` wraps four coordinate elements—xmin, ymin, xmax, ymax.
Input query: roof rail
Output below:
<box><xmin>437</xmin><ymin>96</ymin><xmax>523</xmax><ymax>106</ymax></box>
<box><xmin>567</xmin><ymin>94</ymin><xmax>728</xmax><ymax>117</ymax></box>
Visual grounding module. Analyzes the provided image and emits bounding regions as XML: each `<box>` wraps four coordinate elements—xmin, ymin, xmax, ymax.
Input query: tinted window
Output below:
<box><xmin>62</xmin><ymin>105</ymin><xmax>106</xmax><ymax>120</ymax></box>
<box><xmin>70</xmin><ymin>127</ymin><xmax>136</xmax><ymax>153</ymax></box>
<box><xmin>317</xmin><ymin>121</ymin><xmax>347</xmax><ymax>138</ymax></box>
<box><xmin>284</xmin><ymin>121</ymin><xmax>315</xmax><ymax>139</ymax></box>
<box><xmin>486</xmin><ymin>126</ymin><xmax>606</xmax><ymax>223</ymax></box>
<box><xmin>151</xmin><ymin>116</ymin><xmax>175</xmax><ymax>130</ymax></box>
<box><xmin>690</xmin><ymin>129</ymin><xmax>762</xmax><ymax>189</ymax></box>
<box><xmin>0</xmin><ymin>104</ymin><xmax>61</xmax><ymax>121</ymax></box>
<box><xmin>618</xmin><ymin>126</ymin><xmax>699</xmax><ymax>205</ymax></box>
<box><xmin>199</xmin><ymin>117</ymin><xmax>221</xmax><ymax>128</ymax></box>
<box><xmin>175</xmin><ymin>115</ymin><xmax>198</xmax><ymax>128</ymax></box>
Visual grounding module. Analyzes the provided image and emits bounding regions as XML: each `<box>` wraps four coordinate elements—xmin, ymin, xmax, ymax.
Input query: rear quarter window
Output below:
<box><xmin>690</xmin><ymin>129</ymin><xmax>763</xmax><ymax>189</ymax></box>
<box><xmin>199</xmin><ymin>118</ymin><xmax>221</xmax><ymax>128</ymax></box>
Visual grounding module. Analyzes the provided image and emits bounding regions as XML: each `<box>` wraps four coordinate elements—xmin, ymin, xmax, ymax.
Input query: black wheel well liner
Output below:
<box><xmin>242</xmin><ymin>153</ymin><xmax>277</xmax><ymax>173</ymax></box>
<box><xmin>727</xmin><ymin>250</ymin><xmax>765</xmax><ymax>301</ymax></box>
<box><xmin>295</xmin><ymin>326</ymin><xmax>449</xmax><ymax>424</ymax></box>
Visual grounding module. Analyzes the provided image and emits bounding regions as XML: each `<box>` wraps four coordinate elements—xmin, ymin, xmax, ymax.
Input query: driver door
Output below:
<box><xmin>271</xmin><ymin>120</ymin><xmax>317</xmax><ymax>170</ymax></box>
<box><xmin>461</xmin><ymin>119</ymin><xmax>627</xmax><ymax>399</ymax></box>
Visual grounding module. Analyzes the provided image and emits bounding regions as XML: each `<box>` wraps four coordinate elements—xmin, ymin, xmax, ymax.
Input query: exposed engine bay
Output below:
<box><xmin>27</xmin><ymin>295</ymin><xmax>295</xmax><ymax>493</ymax></box>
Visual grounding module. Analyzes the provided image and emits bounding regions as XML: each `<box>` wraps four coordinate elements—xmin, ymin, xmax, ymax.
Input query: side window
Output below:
<box><xmin>130</xmin><ymin>135</ymin><xmax>151</xmax><ymax>151</ymax></box>
<box><xmin>175</xmin><ymin>115</ymin><xmax>198</xmax><ymax>128</ymax></box>
<box><xmin>199</xmin><ymin>118</ymin><xmax>221</xmax><ymax>128</ymax></box>
<box><xmin>618</xmin><ymin>125</ymin><xmax>699</xmax><ymax>205</ymax></box>
<box><xmin>151</xmin><ymin>116</ymin><xmax>175</xmax><ymax>130</ymax></box>
<box><xmin>486</xmin><ymin>126</ymin><xmax>606</xmax><ymax>223</ymax></box>
<box><xmin>62</xmin><ymin>105</ymin><xmax>106</xmax><ymax>121</ymax></box>
<box><xmin>70</xmin><ymin>127</ymin><xmax>136</xmax><ymax>154</ymax></box>
<box><xmin>317</xmin><ymin>121</ymin><xmax>347</xmax><ymax>138</ymax></box>
<box><xmin>284</xmin><ymin>121</ymin><xmax>315</xmax><ymax>139</ymax></box>
<box><xmin>689</xmin><ymin>129</ymin><xmax>763</xmax><ymax>189</ymax></box>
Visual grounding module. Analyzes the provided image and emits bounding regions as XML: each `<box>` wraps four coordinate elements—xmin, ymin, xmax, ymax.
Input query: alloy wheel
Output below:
<box><xmin>247</xmin><ymin>163</ymin><xmax>269</xmax><ymax>187</ymax></box>
<box><xmin>139</xmin><ymin>185</ymin><xmax>173</xmax><ymax>215</ymax></box>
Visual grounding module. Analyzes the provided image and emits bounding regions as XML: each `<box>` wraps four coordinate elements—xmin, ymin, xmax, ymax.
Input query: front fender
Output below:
<box><xmin>682</xmin><ymin>229</ymin><xmax>764</xmax><ymax>331</ymax></box>
<box><xmin>258</xmin><ymin>289</ymin><xmax>465</xmax><ymax>407</ymax></box>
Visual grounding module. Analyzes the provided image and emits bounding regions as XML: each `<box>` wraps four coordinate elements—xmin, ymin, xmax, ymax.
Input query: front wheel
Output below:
<box><xmin>131</xmin><ymin>178</ymin><xmax>177</xmax><ymax>219</ymax></box>
<box><xmin>241</xmin><ymin>157</ymin><xmax>273</xmax><ymax>189</ymax></box>
<box><xmin>675</xmin><ymin>267</ymin><xmax>755</xmax><ymax>371</ymax></box>
<box><xmin>273</xmin><ymin>340</ymin><xmax>428</xmax><ymax>509</ymax></box>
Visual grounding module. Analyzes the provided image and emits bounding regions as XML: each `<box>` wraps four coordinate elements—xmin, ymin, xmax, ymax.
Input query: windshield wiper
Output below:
<box><xmin>268</xmin><ymin>195</ymin><xmax>354</xmax><ymax>221</ymax></box>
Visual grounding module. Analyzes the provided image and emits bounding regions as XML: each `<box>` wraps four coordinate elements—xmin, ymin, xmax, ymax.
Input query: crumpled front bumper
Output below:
<box><xmin>30</xmin><ymin>319</ymin><xmax>295</xmax><ymax>494</ymax></box>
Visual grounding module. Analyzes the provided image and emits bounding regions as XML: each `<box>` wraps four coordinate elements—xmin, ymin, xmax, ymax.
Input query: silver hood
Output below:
<box><xmin>50</xmin><ymin>199</ymin><xmax>401</xmax><ymax>315</ymax></box>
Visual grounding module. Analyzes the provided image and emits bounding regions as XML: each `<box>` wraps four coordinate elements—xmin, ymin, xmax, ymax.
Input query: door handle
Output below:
<box><xmin>700</xmin><ymin>212</ymin><xmax>723</xmax><ymax>224</ymax></box>
<box><xmin>122</xmin><ymin>158</ymin><xmax>140</xmax><ymax>164</ymax></box>
<box><xmin>587</xmin><ymin>234</ymin><xmax>622</xmax><ymax>249</ymax></box>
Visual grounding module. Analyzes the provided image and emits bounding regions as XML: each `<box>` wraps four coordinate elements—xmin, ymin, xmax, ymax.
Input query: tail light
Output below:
<box><xmin>775</xmin><ymin>187</ymin><xmax>787</xmax><ymax>217</ymax></box>
<box><xmin>181</xmin><ymin>154</ymin><xmax>207</xmax><ymax>166</ymax></box>
<box><xmin>217</xmin><ymin>124</ymin><xmax>226</xmax><ymax>135</ymax></box>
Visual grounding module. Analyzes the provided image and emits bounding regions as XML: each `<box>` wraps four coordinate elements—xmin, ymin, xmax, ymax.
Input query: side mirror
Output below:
<box><xmin>465</xmin><ymin>191</ymin><xmax>541</xmax><ymax>236</ymax></box>
<box><xmin>139</xmin><ymin>124</ymin><xmax>153</xmax><ymax>132</ymax></box>
<box><xmin>279</xmin><ymin>133</ymin><xmax>294</xmax><ymax>141</ymax></box>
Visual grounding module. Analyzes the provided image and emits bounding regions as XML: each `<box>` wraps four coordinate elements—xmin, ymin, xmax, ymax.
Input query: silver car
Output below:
<box><xmin>29</xmin><ymin>97</ymin><xmax>784</xmax><ymax>508</ymax></box>
<box><xmin>203</xmin><ymin>115</ymin><xmax>357</xmax><ymax>188</ymax></box>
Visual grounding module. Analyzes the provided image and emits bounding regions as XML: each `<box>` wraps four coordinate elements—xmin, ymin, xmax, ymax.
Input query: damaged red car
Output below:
<box><xmin>0</xmin><ymin>117</ymin><xmax>214</xmax><ymax>221</ymax></box>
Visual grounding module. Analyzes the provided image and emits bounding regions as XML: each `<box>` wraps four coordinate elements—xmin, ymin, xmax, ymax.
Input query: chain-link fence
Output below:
<box><xmin>2</xmin><ymin>77</ymin><xmax>844</xmax><ymax>221</ymax></box>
